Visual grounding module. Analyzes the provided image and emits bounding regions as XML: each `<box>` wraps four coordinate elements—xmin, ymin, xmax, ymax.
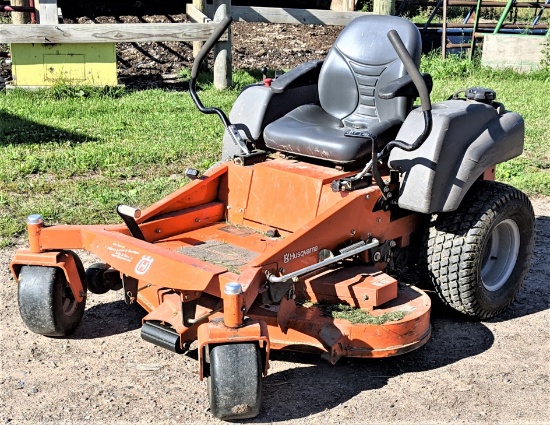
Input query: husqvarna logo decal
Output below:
<box><xmin>135</xmin><ymin>255</ymin><xmax>154</xmax><ymax>275</ymax></box>
<box><xmin>283</xmin><ymin>246</ymin><xmax>318</xmax><ymax>264</ymax></box>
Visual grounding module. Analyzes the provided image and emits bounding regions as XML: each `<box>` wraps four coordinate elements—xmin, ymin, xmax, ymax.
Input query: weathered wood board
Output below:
<box><xmin>204</xmin><ymin>5</ymin><xmax>370</xmax><ymax>25</ymax></box>
<box><xmin>0</xmin><ymin>22</ymin><xmax>226</xmax><ymax>44</ymax></box>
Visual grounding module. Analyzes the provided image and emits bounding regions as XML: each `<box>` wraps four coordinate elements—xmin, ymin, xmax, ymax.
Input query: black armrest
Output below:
<box><xmin>270</xmin><ymin>60</ymin><xmax>323</xmax><ymax>94</ymax></box>
<box><xmin>378</xmin><ymin>73</ymin><xmax>433</xmax><ymax>100</ymax></box>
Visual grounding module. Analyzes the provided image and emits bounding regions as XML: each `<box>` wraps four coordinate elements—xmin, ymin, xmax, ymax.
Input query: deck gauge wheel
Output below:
<box><xmin>207</xmin><ymin>342</ymin><xmax>263</xmax><ymax>420</ymax></box>
<box><xmin>18</xmin><ymin>262</ymin><xmax>87</xmax><ymax>336</ymax></box>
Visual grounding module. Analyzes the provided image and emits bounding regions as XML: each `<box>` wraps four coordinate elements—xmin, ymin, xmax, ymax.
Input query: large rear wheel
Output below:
<box><xmin>207</xmin><ymin>342</ymin><xmax>263</xmax><ymax>420</ymax></box>
<box><xmin>425</xmin><ymin>181</ymin><xmax>535</xmax><ymax>319</ymax></box>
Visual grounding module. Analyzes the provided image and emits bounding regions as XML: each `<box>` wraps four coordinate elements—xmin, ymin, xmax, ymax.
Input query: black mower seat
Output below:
<box><xmin>263</xmin><ymin>15</ymin><xmax>422</xmax><ymax>164</ymax></box>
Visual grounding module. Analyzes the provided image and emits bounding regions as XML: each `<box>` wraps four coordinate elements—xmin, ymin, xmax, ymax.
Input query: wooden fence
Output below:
<box><xmin>0</xmin><ymin>0</ymin><xmax>396</xmax><ymax>89</ymax></box>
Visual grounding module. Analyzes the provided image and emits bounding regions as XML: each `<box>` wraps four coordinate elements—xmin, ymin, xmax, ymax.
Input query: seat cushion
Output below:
<box><xmin>262</xmin><ymin>16</ymin><xmax>421</xmax><ymax>164</ymax></box>
<box><xmin>318</xmin><ymin>15</ymin><xmax>421</xmax><ymax>126</ymax></box>
<box><xmin>264</xmin><ymin>104</ymin><xmax>401</xmax><ymax>163</ymax></box>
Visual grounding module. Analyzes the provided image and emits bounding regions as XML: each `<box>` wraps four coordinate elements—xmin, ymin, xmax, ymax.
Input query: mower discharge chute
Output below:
<box><xmin>10</xmin><ymin>15</ymin><xmax>535</xmax><ymax>421</ymax></box>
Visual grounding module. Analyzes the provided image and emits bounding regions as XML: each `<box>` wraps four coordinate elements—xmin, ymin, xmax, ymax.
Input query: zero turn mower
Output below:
<box><xmin>10</xmin><ymin>15</ymin><xmax>535</xmax><ymax>420</ymax></box>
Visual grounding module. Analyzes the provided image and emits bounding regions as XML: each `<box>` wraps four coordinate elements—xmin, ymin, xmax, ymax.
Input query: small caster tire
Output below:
<box><xmin>208</xmin><ymin>342</ymin><xmax>263</xmax><ymax>420</ymax></box>
<box><xmin>86</xmin><ymin>263</ymin><xmax>110</xmax><ymax>294</ymax></box>
<box><xmin>18</xmin><ymin>265</ymin><xmax>87</xmax><ymax>336</ymax></box>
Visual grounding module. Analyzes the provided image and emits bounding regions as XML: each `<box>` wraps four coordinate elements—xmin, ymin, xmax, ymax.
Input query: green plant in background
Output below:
<box><xmin>398</xmin><ymin>1</ymin><xmax>549</xmax><ymax>25</ymax></box>
<box><xmin>179</xmin><ymin>68</ymin><xmax>265</xmax><ymax>92</ymax></box>
<box><xmin>420</xmin><ymin>50</ymin><xmax>480</xmax><ymax>79</ymax></box>
<box><xmin>356</xmin><ymin>0</ymin><xmax>373</xmax><ymax>12</ymax></box>
<box><xmin>541</xmin><ymin>40</ymin><xmax>550</xmax><ymax>70</ymax></box>
<box><xmin>44</xmin><ymin>82</ymin><xmax>127</xmax><ymax>100</ymax></box>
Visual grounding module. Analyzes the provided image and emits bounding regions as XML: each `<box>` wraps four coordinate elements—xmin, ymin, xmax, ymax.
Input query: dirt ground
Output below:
<box><xmin>0</xmin><ymin>197</ymin><xmax>548</xmax><ymax>424</ymax></box>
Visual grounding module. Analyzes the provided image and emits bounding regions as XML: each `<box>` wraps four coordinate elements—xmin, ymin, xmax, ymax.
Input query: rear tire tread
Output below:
<box><xmin>425</xmin><ymin>181</ymin><xmax>534</xmax><ymax>319</ymax></box>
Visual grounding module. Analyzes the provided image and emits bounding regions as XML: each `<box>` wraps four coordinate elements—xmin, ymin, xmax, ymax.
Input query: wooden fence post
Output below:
<box><xmin>213</xmin><ymin>0</ymin><xmax>232</xmax><ymax>90</ymax></box>
<box><xmin>330</xmin><ymin>0</ymin><xmax>355</xmax><ymax>11</ymax></box>
<box><xmin>10</xmin><ymin>0</ymin><xmax>30</xmax><ymax>24</ymax></box>
<box><xmin>192</xmin><ymin>0</ymin><xmax>205</xmax><ymax>57</ymax></box>
<box><xmin>373</xmin><ymin>0</ymin><xmax>395</xmax><ymax>15</ymax></box>
<box><xmin>35</xmin><ymin>0</ymin><xmax>58</xmax><ymax>24</ymax></box>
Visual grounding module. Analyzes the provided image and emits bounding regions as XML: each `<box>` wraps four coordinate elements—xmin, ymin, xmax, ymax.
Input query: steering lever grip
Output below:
<box><xmin>387</xmin><ymin>30</ymin><xmax>431</xmax><ymax>112</ymax></box>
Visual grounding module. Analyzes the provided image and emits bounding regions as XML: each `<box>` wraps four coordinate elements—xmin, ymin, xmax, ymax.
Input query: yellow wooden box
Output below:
<box><xmin>11</xmin><ymin>43</ymin><xmax>117</xmax><ymax>87</ymax></box>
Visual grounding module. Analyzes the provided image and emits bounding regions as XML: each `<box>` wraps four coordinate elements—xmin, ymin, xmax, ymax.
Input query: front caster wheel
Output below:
<box><xmin>208</xmin><ymin>343</ymin><xmax>263</xmax><ymax>420</ymax></box>
<box><xmin>86</xmin><ymin>263</ymin><xmax>122</xmax><ymax>294</ymax></box>
<box><xmin>425</xmin><ymin>181</ymin><xmax>535</xmax><ymax>319</ymax></box>
<box><xmin>18</xmin><ymin>265</ymin><xmax>87</xmax><ymax>336</ymax></box>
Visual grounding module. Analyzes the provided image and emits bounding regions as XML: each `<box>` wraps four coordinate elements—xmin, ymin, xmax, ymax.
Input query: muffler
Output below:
<box><xmin>141</xmin><ymin>321</ymin><xmax>184</xmax><ymax>353</ymax></box>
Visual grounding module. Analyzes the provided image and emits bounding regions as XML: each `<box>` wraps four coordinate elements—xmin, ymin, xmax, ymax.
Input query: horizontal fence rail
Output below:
<box><xmin>0</xmin><ymin>22</ymin><xmax>227</xmax><ymax>44</ymax></box>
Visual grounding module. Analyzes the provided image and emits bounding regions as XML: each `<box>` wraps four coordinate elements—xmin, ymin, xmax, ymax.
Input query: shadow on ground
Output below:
<box><xmin>249</xmin><ymin>309</ymin><xmax>494</xmax><ymax>422</ymax></box>
<box><xmin>0</xmin><ymin>111</ymin><xmax>96</xmax><ymax>145</ymax></box>
<box><xmin>73</xmin><ymin>300</ymin><xmax>145</xmax><ymax>339</ymax></box>
<box><xmin>493</xmin><ymin>215</ymin><xmax>550</xmax><ymax>322</ymax></box>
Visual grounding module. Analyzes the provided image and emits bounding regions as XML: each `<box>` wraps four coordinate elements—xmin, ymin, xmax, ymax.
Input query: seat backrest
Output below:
<box><xmin>318</xmin><ymin>15</ymin><xmax>422</xmax><ymax>129</ymax></box>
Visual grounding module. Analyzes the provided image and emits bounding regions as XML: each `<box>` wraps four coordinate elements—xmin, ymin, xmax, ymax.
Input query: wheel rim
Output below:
<box><xmin>62</xmin><ymin>285</ymin><xmax>78</xmax><ymax>316</ymax></box>
<box><xmin>481</xmin><ymin>219</ymin><xmax>521</xmax><ymax>292</ymax></box>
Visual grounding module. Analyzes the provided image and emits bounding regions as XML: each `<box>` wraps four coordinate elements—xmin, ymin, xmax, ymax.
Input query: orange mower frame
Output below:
<box><xmin>11</xmin><ymin>160</ymin><xmax>433</xmax><ymax>366</ymax></box>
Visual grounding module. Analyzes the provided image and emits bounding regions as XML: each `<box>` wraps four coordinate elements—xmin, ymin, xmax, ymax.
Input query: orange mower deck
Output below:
<box><xmin>11</xmin><ymin>159</ymin><xmax>432</xmax><ymax>371</ymax></box>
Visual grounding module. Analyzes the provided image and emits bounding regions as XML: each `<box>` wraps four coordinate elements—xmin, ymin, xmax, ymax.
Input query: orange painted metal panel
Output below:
<box><xmin>244</xmin><ymin>159</ymin><xmax>353</xmax><ymax>232</ymax></box>
<box><xmin>317</xmin><ymin>184</ymin><xmax>352</xmax><ymax>217</ymax></box>
<box><xmin>10</xmin><ymin>250</ymin><xmax>85</xmax><ymax>302</ymax></box>
<box><xmin>257</xmin><ymin>159</ymin><xmax>351</xmax><ymax>181</ymax></box>
<box><xmin>140</xmin><ymin>202</ymin><xmax>225</xmax><ymax>242</ymax></box>
<box><xmin>296</xmin><ymin>265</ymin><xmax>397</xmax><ymax>309</ymax></box>
<box><xmin>38</xmin><ymin>225</ymin><xmax>99</xmax><ymax>250</ymax></box>
<box><xmin>248</xmin><ymin>189</ymin><xmax>371</xmax><ymax>270</ymax></box>
<box><xmin>249</xmin><ymin>184</ymin><xmax>419</xmax><ymax>275</ymax></box>
<box><xmin>141</xmin><ymin>292</ymin><xmax>186</xmax><ymax>332</ymax></box>
<box><xmin>80</xmin><ymin>228</ymin><xmax>226</xmax><ymax>292</ymax></box>
<box><xmin>248</xmin><ymin>285</ymin><xmax>431</xmax><ymax>362</ymax></box>
<box><xmin>245</xmin><ymin>162</ymin><xmax>323</xmax><ymax>232</ymax></box>
<box><xmin>219</xmin><ymin>163</ymin><xmax>254</xmax><ymax>225</ymax></box>
<box><xmin>154</xmin><ymin>222</ymin><xmax>278</xmax><ymax>262</ymax></box>
<box><xmin>135</xmin><ymin>282</ymin><xmax>162</xmax><ymax>312</ymax></box>
<box><xmin>139</xmin><ymin>163</ymin><xmax>227</xmax><ymax>221</ymax></box>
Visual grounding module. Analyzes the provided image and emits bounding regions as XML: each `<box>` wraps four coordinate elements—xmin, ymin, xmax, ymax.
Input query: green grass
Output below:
<box><xmin>314</xmin><ymin>302</ymin><xmax>407</xmax><ymax>325</ymax></box>
<box><xmin>0</xmin><ymin>85</ymin><xmax>237</xmax><ymax>247</ymax></box>
<box><xmin>0</xmin><ymin>61</ymin><xmax>549</xmax><ymax>247</ymax></box>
